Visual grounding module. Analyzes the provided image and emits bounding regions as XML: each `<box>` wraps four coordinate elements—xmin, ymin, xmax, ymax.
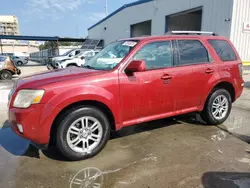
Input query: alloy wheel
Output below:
<box><xmin>211</xmin><ymin>95</ymin><xmax>229</xmax><ymax>120</ymax></box>
<box><xmin>66</xmin><ymin>116</ymin><xmax>103</xmax><ymax>154</ymax></box>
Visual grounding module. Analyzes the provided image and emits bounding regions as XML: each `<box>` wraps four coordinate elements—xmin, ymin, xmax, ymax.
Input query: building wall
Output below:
<box><xmin>230</xmin><ymin>0</ymin><xmax>250</xmax><ymax>61</ymax></box>
<box><xmin>88</xmin><ymin>0</ymin><xmax>233</xmax><ymax>45</ymax></box>
<box><xmin>0</xmin><ymin>15</ymin><xmax>19</xmax><ymax>35</ymax></box>
<box><xmin>0</xmin><ymin>44</ymin><xmax>39</xmax><ymax>54</ymax></box>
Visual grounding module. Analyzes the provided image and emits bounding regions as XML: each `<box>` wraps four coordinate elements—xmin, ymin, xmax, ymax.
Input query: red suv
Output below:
<box><xmin>8</xmin><ymin>31</ymin><xmax>244</xmax><ymax>160</ymax></box>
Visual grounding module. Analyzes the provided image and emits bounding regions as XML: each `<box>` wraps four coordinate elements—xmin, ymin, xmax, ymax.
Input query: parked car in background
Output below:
<box><xmin>1</xmin><ymin>53</ymin><xmax>14</xmax><ymax>58</ymax></box>
<box><xmin>12</xmin><ymin>56</ymin><xmax>29</xmax><ymax>66</ymax></box>
<box><xmin>8</xmin><ymin>31</ymin><xmax>244</xmax><ymax>161</ymax></box>
<box><xmin>47</xmin><ymin>48</ymin><xmax>86</xmax><ymax>69</ymax></box>
<box><xmin>0</xmin><ymin>56</ymin><xmax>21</xmax><ymax>80</ymax></box>
<box><xmin>48</xmin><ymin>50</ymin><xmax>100</xmax><ymax>69</ymax></box>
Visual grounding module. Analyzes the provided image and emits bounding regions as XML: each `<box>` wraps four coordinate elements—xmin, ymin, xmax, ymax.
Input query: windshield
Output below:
<box><xmin>83</xmin><ymin>40</ymin><xmax>138</xmax><ymax>70</ymax></box>
<box><xmin>62</xmin><ymin>49</ymin><xmax>75</xmax><ymax>56</ymax></box>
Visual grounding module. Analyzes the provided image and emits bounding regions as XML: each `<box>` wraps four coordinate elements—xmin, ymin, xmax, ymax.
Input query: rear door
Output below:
<box><xmin>172</xmin><ymin>39</ymin><xmax>214</xmax><ymax>111</ymax></box>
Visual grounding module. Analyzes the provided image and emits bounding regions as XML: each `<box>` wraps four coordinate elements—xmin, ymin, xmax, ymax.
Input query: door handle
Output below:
<box><xmin>205</xmin><ymin>68</ymin><xmax>214</xmax><ymax>74</ymax></box>
<box><xmin>161</xmin><ymin>74</ymin><xmax>172</xmax><ymax>80</ymax></box>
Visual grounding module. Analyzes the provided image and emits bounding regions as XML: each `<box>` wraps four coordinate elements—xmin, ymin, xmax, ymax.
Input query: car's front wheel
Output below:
<box><xmin>0</xmin><ymin>70</ymin><xmax>12</xmax><ymax>80</ymax></box>
<box><xmin>56</xmin><ymin>106</ymin><xmax>110</xmax><ymax>161</ymax></box>
<box><xmin>201</xmin><ymin>89</ymin><xmax>232</xmax><ymax>125</ymax></box>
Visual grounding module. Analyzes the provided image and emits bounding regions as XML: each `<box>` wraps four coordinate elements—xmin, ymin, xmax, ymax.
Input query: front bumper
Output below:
<box><xmin>9</xmin><ymin>103</ymin><xmax>60</xmax><ymax>145</ymax></box>
<box><xmin>16</xmin><ymin>68</ymin><xmax>21</xmax><ymax>75</ymax></box>
<box><xmin>47</xmin><ymin>62</ymin><xmax>60</xmax><ymax>70</ymax></box>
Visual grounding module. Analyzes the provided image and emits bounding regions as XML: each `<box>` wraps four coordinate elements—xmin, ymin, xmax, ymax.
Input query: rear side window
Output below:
<box><xmin>208</xmin><ymin>39</ymin><xmax>237</xmax><ymax>61</ymax></box>
<box><xmin>177</xmin><ymin>40</ymin><xmax>209</xmax><ymax>65</ymax></box>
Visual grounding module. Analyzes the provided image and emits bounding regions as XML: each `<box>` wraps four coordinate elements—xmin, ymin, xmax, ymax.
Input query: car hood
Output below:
<box><xmin>16</xmin><ymin>68</ymin><xmax>106</xmax><ymax>88</ymax></box>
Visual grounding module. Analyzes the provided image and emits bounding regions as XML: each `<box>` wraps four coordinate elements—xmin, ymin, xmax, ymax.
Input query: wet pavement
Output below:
<box><xmin>0</xmin><ymin>65</ymin><xmax>250</xmax><ymax>188</ymax></box>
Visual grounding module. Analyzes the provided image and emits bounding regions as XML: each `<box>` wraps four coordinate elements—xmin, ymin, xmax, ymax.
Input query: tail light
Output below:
<box><xmin>238</xmin><ymin>64</ymin><xmax>243</xmax><ymax>78</ymax></box>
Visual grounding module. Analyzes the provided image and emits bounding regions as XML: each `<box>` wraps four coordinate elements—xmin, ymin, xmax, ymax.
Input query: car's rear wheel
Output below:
<box><xmin>16</xmin><ymin>61</ymin><xmax>23</xmax><ymax>66</ymax></box>
<box><xmin>0</xmin><ymin>70</ymin><xmax>12</xmax><ymax>80</ymax></box>
<box><xmin>56</xmin><ymin>106</ymin><xmax>110</xmax><ymax>161</ymax></box>
<box><xmin>200</xmin><ymin>89</ymin><xmax>232</xmax><ymax>125</ymax></box>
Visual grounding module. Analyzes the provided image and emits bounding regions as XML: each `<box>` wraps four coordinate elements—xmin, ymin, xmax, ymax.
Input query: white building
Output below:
<box><xmin>88</xmin><ymin>0</ymin><xmax>250</xmax><ymax>61</ymax></box>
<box><xmin>0</xmin><ymin>15</ymin><xmax>19</xmax><ymax>35</ymax></box>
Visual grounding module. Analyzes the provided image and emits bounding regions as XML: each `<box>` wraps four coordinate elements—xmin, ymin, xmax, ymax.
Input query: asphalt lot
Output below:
<box><xmin>0</xmin><ymin>62</ymin><xmax>250</xmax><ymax>188</ymax></box>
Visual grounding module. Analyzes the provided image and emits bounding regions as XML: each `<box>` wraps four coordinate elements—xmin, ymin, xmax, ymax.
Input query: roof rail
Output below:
<box><xmin>166</xmin><ymin>31</ymin><xmax>218</xmax><ymax>36</ymax></box>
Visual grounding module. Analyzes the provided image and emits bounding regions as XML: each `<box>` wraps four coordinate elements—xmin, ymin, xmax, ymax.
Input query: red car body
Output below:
<box><xmin>8</xmin><ymin>35</ymin><xmax>244</xmax><ymax>145</ymax></box>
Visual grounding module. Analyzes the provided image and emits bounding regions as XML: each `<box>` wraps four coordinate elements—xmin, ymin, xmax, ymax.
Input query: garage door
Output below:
<box><xmin>166</xmin><ymin>8</ymin><xmax>202</xmax><ymax>32</ymax></box>
<box><xmin>131</xmin><ymin>20</ymin><xmax>152</xmax><ymax>38</ymax></box>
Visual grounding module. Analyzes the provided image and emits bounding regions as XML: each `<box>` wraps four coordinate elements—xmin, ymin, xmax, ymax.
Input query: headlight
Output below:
<box><xmin>13</xmin><ymin>89</ymin><xmax>45</xmax><ymax>108</ymax></box>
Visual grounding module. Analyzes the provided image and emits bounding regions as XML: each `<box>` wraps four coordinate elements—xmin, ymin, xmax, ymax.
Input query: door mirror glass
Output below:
<box><xmin>125</xmin><ymin>60</ymin><xmax>146</xmax><ymax>74</ymax></box>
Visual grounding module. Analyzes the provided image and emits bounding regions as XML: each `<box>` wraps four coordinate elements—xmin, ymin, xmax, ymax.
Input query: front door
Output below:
<box><xmin>119</xmin><ymin>40</ymin><xmax>174</xmax><ymax>124</ymax></box>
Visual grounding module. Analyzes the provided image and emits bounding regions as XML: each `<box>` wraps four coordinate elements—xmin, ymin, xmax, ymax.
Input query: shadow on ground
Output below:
<box><xmin>41</xmin><ymin>117</ymin><xmax>181</xmax><ymax>161</ymax></box>
<box><xmin>202</xmin><ymin>172</ymin><xmax>250</xmax><ymax>188</ymax></box>
<box><xmin>0</xmin><ymin>120</ymin><xmax>40</xmax><ymax>158</ymax></box>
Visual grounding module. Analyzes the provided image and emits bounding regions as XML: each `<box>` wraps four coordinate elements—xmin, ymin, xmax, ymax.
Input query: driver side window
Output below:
<box><xmin>133</xmin><ymin>41</ymin><xmax>172</xmax><ymax>70</ymax></box>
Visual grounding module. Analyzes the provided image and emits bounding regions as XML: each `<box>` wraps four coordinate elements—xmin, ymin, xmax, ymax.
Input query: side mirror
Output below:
<box><xmin>125</xmin><ymin>60</ymin><xmax>146</xmax><ymax>75</ymax></box>
<box><xmin>81</xmin><ymin>56</ymin><xmax>85</xmax><ymax>60</ymax></box>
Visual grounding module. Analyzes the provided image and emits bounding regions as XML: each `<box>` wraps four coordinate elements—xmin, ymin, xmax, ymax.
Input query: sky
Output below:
<box><xmin>1</xmin><ymin>0</ymin><xmax>135</xmax><ymax>38</ymax></box>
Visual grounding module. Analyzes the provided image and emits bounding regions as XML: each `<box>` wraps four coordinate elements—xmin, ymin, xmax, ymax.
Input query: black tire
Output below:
<box><xmin>56</xmin><ymin>106</ymin><xmax>110</xmax><ymax>161</ymax></box>
<box><xmin>0</xmin><ymin>70</ymin><xmax>12</xmax><ymax>80</ymax></box>
<box><xmin>67</xmin><ymin>64</ymin><xmax>77</xmax><ymax>68</ymax></box>
<box><xmin>201</xmin><ymin>89</ymin><xmax>232</xmax><ymax>125</ymax></box>
<box><xmin>16</xmin><ymin>61</ymin><xmax>23</xmax><ymax>66</ymax></box>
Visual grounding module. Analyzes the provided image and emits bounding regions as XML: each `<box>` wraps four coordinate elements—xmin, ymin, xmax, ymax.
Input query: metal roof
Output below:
<box><xmin>0</xmin><ymin>35</ymin><xmax>86</xmax><ymax>42</ymax></box>
<box><xmin>87</xmin><ymin>0</ymin><xmax>153</xmax><ymax>30</ymax></box>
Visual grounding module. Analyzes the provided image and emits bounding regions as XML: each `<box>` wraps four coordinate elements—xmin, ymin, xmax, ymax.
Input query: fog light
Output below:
<box><xmin>17</xmin><ymin>124</ymin><xmax>23</xmax><ymax>133</ymax></box>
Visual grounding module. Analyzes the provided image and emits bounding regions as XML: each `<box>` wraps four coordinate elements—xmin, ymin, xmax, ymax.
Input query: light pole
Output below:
<box><xmin>105</xmin><ymin>0</ymin><xmax>108</xmax><ymax>16</ymax></box>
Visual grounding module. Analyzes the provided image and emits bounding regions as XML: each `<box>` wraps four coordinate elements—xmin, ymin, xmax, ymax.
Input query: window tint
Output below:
<box><xmin>177</xmin><ymin>40</ymin><xmax>209</xmax><ymax>65</ymax></box>
<box><xmin>208</xmin><ymin>39</ymin><xmax>237</xmax><ymax>61</ymax></box>
<box><xmin>75</xmin><ymin>50</ymin><xmax>81</xmax><ymax>55</ymax></box>
<box><xmin>133</xmin><ymin>41</ymin><xmax>172</xmax><ymax>70</ymax></box>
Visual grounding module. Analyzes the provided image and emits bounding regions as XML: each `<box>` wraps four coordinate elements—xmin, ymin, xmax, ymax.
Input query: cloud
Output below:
<box><xmin>26</xmin><ymin>0</ymin><xmax>82</xmax><ymax>12</ymax></box>
<box><xmin>25</xmin><ymin>0</ymin><xmax>90</xmax><ymax>21</ymax></box>
<box><xmin>87</xmin><ymin>12</ymin><xmax>106</xmax><ymax>22</ymax></box>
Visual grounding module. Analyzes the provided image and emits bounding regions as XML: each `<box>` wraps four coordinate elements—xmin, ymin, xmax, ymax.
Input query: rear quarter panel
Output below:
<box><xmin>200</xmin><ymin>37</ymin><xmax>243</xmax><ymax>107</ymax></box>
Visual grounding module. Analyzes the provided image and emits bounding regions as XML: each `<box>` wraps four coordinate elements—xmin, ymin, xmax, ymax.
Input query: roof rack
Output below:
<box><xmin>166</xmin><ymin>31</ymin><xmax>218</xmax><ymax>36</ymax></box>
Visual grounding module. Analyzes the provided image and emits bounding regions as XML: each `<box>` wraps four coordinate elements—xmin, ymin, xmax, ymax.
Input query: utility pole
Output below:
<box><xmin>0</xmin><ymin>39</ymin><xmax>3</xmax><ymax>54</ymax></box>
<box><xmin>105</xmin><ymin>0</ymin><xmax>108</xmax><ymax>16</ymax></box>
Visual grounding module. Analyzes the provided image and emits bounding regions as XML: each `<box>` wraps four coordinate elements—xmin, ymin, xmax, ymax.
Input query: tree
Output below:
<box><xmin>39</xmin><ymin>41</ymin><xmax>73</xmax><ymax>51</ymax></box>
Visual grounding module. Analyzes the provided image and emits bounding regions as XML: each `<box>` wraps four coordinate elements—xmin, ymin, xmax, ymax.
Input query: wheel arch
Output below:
<box><xmin>49</xmin><ymin>100</ymin><xmax>116</xmax><ymax>145</ymax></box>
<box><xmin>66</xmin><ymin>63</ymin><xmax>78</xmax><ymax>67</ymax></box>
<box><xmin>203</xmin><ymin>81</ymin><xmax>235</xmax><ymax>110</ymax></box>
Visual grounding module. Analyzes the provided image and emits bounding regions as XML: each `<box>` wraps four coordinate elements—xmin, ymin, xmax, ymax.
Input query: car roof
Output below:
<box><xmin>120</xmin><ymin>35</ymin><xmax>228</xmax><ymax>42</ymax></box>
